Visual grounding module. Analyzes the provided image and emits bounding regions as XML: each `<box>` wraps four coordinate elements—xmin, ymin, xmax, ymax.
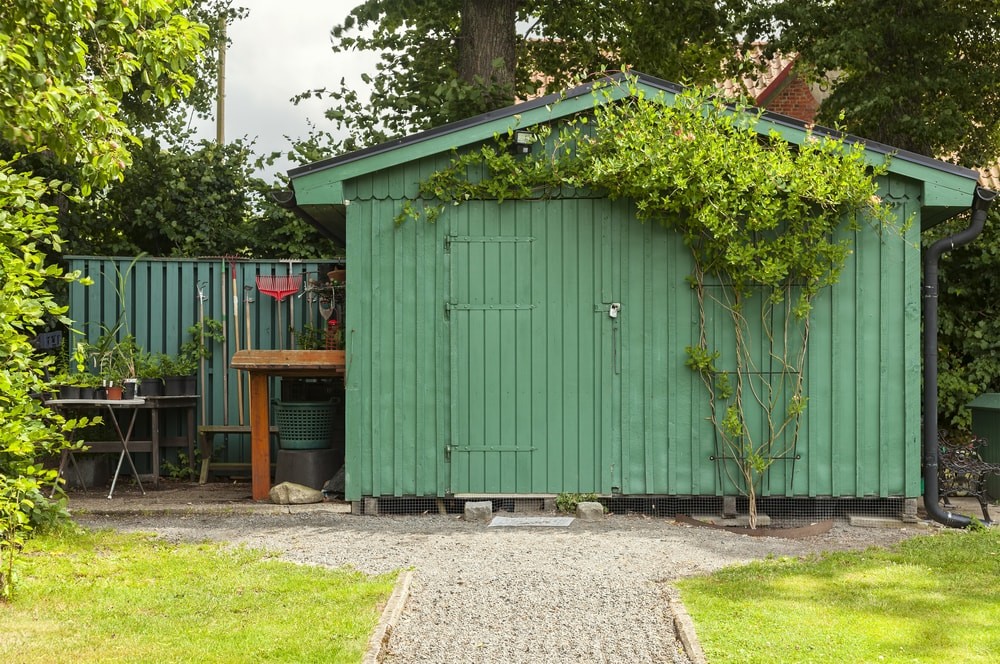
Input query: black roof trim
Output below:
<box><xmin>287</xmin><ymin>71</ymin><xmax>978</xmax><ymax>183</ymax></box>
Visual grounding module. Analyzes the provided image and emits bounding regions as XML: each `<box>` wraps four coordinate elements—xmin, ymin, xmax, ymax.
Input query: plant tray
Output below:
<box><xmin>274</xmin><ymin>400</ymin><xmax>334</xmax><ymax>449</ymax></box>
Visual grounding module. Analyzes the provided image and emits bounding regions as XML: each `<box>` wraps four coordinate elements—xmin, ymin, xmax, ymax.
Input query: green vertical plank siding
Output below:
<box><xmin>530</xmin><ymin>201</ymin><xmax>550</xmax><ymax>492</ymax></box>
<box><xmin>514</xmin><ymin>203</ymin><xmax>534</xmax><ymax>493</ymax></box>
<box><xmin>339</xmin><ymin>151</ymin><xmax>926</xmax><ymax>501</ymax></box>
<box><xmin>598</xmin><ymin>207</ymin><xmax>614</xmax><ymax>493</ymax></box>
<box><xmin>902</xmin><ymin>199</ymin><xmax>923</xmax><ymax>497</ymax></box>
<box><xmin>344</xmin><ymin>184</ymin><xmax>371</xmax><ymax>502</ymax></box>
<box><xmin>345</xmin><ymin>166</ymin><xmax>453</xmax><ymax>500</ymax></box>
<box><xmin>374</xmin><ymin>199</ymin><xmax>394</xmax><ymax>496</ymax></box>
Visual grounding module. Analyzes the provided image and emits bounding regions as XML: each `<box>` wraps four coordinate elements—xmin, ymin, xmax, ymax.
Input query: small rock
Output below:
<box><xmin>269</xmin><ymin>482</ymin><xmax>324</xmax><ymax>505</ymax></box>
<box><xmin>464</xmin><ymin>500</ymin><xmax>493</xmax><ymax>523</ymax></box>
<box><xmin>576</xmin><ymin>501</ymin><xmax>605</xmax><ymax>521</ymax></box>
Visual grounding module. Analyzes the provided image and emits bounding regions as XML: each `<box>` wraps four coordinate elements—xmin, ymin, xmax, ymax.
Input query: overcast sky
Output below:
<box><xmin>193</xmin><ymin>0</ymin><xmax>376</xmax><ymax>178</ymax></box>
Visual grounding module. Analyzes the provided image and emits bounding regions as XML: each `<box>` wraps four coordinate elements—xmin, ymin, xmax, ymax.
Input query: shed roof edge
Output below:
<box><xmin>287</xmin><ymin>71</ymin><xmax>979</xmax><ymax>185</ymax></box>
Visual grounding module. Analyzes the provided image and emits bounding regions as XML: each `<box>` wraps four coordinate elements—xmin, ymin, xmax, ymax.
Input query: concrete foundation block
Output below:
<box><xmin>847</xmin><ymin>514</ymin><xmax>929</xmax><ymax>529</ymax></box>
<box><xmin>464</xmin><ymin>500</ymin><xmax>493</xmax><ymax>523</ymax></box>
<box><xmin>722</xmin><ymin>496</ymin><xmax>737</xmax><ymax>518</ymax></box>
<box><xmin>691</xmin><ymin>512</ymin><xmax>770</xmax><ymax>528</ymax></box>
<box><xmin>576</xmin><ymin>501</ymin><xmax>605</xmax><ymax>521</ymax></box>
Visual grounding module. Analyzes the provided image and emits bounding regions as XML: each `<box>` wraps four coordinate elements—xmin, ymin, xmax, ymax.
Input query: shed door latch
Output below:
<box><xmin>609</xmin><ymin>302</ymin><xmax>621</xmax><ymax>319</ymax></box>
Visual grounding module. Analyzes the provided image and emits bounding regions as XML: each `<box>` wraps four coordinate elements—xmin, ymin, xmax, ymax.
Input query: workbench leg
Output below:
<box><xmin>187</xmin><ymin>406</ymin><xmax>196</xmax><ymax>475</ymax></box>
<box><xmin>250</xmin><ymin>373</ymin><xmax>271</xmax><ymax>500</ymax></box>
<box><xmin>150</xmin><ymin>407</ymin><xmax>161</xmax><ymax>489</ymax></box>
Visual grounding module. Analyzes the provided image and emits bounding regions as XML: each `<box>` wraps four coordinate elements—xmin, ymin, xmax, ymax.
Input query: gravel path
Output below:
<box><xmin>74</xmin><ymin>509</ymin><xmax>929</xmax><ymax>664</ymax></box>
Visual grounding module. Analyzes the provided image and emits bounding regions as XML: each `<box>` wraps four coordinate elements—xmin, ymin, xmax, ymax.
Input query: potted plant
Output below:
<box><xmin>111</xmin><ymin>334</ymin><xmax>141</xmax><ymax>399</ymax></box>
<box><xmin>76</xmin><ymin>371</ymin><xmax>103</xmax><ymax>400</ymax></box>
<box><xmin>100</xmin><ymin>353</ymin><xmax>125</xmax><ymax>399</ymax></box>
<box><xmin>85</xmin><ymin>333</ymin><xmax>138</xmax><ymax>400</ymax></box>
<box><xmin>161</xmin><ymin>353</ymin><xmax>199</xmax><ymax>396</ymax></box>
<box><xmin>104</xmin><ymin>381</ymin><xmax>124</xmax><ymax>400</ymax></box>
<box><xmin>49</xmin><ymin>340</ymin><xmax>101</xmax><ymax>399</ymax></box>
<box><xmin>162</xmin><ymin>319</ymin><xmax>224</xmax><ymax>395</ymax></box>
<box><xmin>137</xmin><ymin>352</ymin><xmax>167</xmax><ymax>397</ymax></box>
<box><xmin>50</xmin><ymin>371</ymin><xmax>80</xmax><ymax>400</ymax></box>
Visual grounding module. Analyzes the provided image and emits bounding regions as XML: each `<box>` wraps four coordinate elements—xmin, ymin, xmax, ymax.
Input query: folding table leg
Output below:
<box><xmin>106</xmin><ymin>405</ymin><xmax>145</xmax><ymax>499</ymax></box>
<box><xmin>50</xmin><ymin>435</ymin><xmax>87</xmax><ymax>498</ymax></box>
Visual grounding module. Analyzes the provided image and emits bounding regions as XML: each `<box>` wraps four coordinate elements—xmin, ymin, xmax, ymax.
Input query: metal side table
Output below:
<box><xmin>47</xmin><ymin>398</ymin><xmax>147</xmax><ymax>499</ymax></box>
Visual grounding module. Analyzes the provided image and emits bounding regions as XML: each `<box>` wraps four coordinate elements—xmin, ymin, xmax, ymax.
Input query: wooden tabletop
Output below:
<box><xmin>230</xmin><ymin>349</ymin><xmax>345</xmax><ymax>376</ymax></box>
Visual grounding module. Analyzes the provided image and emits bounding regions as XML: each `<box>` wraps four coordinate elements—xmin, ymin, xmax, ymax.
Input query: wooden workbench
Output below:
<box><xmin>230</xmin><ymin>350</ymin><xmax>346</xmax><ymax>500</ymax></box>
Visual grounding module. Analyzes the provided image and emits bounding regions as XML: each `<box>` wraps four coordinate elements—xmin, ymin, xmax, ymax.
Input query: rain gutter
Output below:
<box><xmin>270</xmin><ymin>189</ymin><xmax>345</xmax><ymax>244</ymax></box>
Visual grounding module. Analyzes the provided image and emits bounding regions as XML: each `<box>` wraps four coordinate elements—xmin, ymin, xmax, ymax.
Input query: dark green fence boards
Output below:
<box><xmin>66</xmin><ymin>257</ymin><xmax>340</xmax><ymax>465</ymax></box>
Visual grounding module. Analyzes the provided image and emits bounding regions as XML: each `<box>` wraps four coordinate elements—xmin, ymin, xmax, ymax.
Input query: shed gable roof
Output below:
<box><xmin>287</xmin><ymin>71</ymin><xmax>980</xmax><ymax>241</ymax></box>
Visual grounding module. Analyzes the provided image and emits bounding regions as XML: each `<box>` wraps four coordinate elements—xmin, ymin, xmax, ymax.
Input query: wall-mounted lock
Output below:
<box><xmin>609</xmin><ymin>303</ymin><xmax>621</xmax><ymax>319</ymax></box>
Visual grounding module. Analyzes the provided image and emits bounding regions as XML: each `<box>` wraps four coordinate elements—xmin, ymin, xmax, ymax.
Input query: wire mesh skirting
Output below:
<box><xmin>367</xmin><ymin>495</ymin><xmax>911</xmax><ymax>525</ymax></box>
<box><xmin>603</xmin><ymin>496</ymin><xmax>909</xmax><ymax>526</ymax></box>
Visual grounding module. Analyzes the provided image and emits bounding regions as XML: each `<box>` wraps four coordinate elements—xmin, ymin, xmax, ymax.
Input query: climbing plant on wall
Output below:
<box><xmin>403</xmin><ymin>78</ymin><xmax>901</xmax><ymax>527</ymax></box>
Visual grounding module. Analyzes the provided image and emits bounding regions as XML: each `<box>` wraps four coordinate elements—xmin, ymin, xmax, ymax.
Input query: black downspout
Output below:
<box><xmin>923</xmin><ymin>186</ymin><xmax>997</xmax><ymax>527</ymax></box>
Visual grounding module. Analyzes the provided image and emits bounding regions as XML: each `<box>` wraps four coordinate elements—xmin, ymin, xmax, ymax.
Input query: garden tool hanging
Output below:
<box><xmin>197</xmin><ymin>282</ymin><xmax>208</xmax><ymax>426</ymax></box>
<box><xmin>255</xmin><ymin>272</ymin><xmax>301</xmax><ymax>348</ymax></box>
<box><xmin>244</xmin><ymin>285</ymin><xmax>254</xmax><ymax>414</ymax></box>
<box><xmin>231</xmin><ymin>260</ymin><xmax>243</xmax><ymax>426</ymax></box>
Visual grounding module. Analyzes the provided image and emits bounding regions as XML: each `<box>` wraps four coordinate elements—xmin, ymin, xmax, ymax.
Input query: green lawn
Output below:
<box><xmin>677</xmin><ymin>528</ymin><xmax>1000</xmax><ymax>663</ymax></box>
<box><xmin>1</xmin><ymin>528</ymin><xmax>396</xmax><ymax>663</ymax></box>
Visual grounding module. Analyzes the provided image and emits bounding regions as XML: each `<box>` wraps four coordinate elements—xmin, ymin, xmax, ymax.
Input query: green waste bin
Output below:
<box><xmin>967</xmin><ymin>393</ymin><xmax>1000</xmax><ymax>499</ymax></box>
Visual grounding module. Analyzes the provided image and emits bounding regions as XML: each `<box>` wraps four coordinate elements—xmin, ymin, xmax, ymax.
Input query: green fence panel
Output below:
<box><xmin>66</xmin><ymin>256</ymin><xmax>342</xmax><ymax>467</ymax></box>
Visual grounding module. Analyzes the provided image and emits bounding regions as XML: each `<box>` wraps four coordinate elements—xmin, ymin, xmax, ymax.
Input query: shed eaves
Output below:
<box><xmin>285</xmin><ymin>71</ymin><xmax>982</xmax><ymax>245</ymax></box>
<box><xmin>288</xmin><ymin>71</ymin><xmax>978</xmax><ymax>191</ymax></box>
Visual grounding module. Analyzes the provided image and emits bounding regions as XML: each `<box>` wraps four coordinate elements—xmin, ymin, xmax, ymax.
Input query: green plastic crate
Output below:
<box><xmin>274</xmin><ymin>400</ymin><xmax>334</xmax><ymax>450</ymax></box>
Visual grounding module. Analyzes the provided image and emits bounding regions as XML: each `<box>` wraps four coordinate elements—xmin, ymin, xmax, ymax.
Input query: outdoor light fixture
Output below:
<box><xmin>511</xmin><ymin>129</ymin><xmax>534</xmax><ymax>155</ymax></box>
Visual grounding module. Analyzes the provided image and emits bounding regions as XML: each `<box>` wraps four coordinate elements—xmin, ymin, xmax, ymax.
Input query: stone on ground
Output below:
<box><xmin>576</xmin><ymin>501</ymin><xmax>605</xmax><ymax>521</ymax></box>
<box><xmin>270</xmin><ymin>482</ymin><xmax>324</xmax><ymax>504</ymax></box>
<box><xmin>464</xmin><ymin>500</ymin><xmax>493</xmax><ymax>523</ymax></box>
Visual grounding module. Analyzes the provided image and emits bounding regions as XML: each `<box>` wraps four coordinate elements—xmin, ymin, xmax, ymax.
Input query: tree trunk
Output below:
<box><xmin>458</xmin><ymin>0</ymin><xmax>517</xmax><ymax>108</ymax></box>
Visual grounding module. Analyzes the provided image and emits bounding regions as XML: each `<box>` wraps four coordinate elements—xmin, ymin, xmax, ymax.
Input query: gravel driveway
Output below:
<box><xmin>74</xmin><ymin>502</ymin><xmax>930</xmax><ymax>664</ymax></box>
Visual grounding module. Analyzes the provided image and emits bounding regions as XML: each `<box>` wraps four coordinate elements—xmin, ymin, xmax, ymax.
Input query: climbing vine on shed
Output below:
<box><xmin>404</xmin><ymin>78</ymin><xmax>901</xmax><ymax>527</ymax></box>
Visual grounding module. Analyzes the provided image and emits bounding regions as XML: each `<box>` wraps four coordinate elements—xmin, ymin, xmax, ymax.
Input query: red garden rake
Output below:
<box><xmin>256</xmin><ymin>273</ymin><xmax>302</xmax><ymax>348</ymax></box>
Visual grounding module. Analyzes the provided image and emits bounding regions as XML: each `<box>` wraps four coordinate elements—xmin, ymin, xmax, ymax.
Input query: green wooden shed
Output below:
<box><xmin>283</xmin><ymin>73</ymin><xmax>981</xmax><ymax>505</ymax></box>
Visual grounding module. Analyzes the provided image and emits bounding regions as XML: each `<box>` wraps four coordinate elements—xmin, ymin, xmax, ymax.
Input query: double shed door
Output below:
<box><xmin>446</xmin><ymin>199</ymin><xmax>692</xmax><ymax>496</ymax></box>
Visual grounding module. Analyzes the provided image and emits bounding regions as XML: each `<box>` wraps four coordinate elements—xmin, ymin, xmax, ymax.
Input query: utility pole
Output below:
<box><xmin>216</xmin><ymin>14</ymin><xmax>226</xmax><ymax>144</ymax></box>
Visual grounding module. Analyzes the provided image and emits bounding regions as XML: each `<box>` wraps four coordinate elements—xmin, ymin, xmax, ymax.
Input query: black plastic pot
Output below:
<box><xmin>140</xmin><ymin>378</ymin><xmax>163</xmax><ymax>397</ymax></box>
